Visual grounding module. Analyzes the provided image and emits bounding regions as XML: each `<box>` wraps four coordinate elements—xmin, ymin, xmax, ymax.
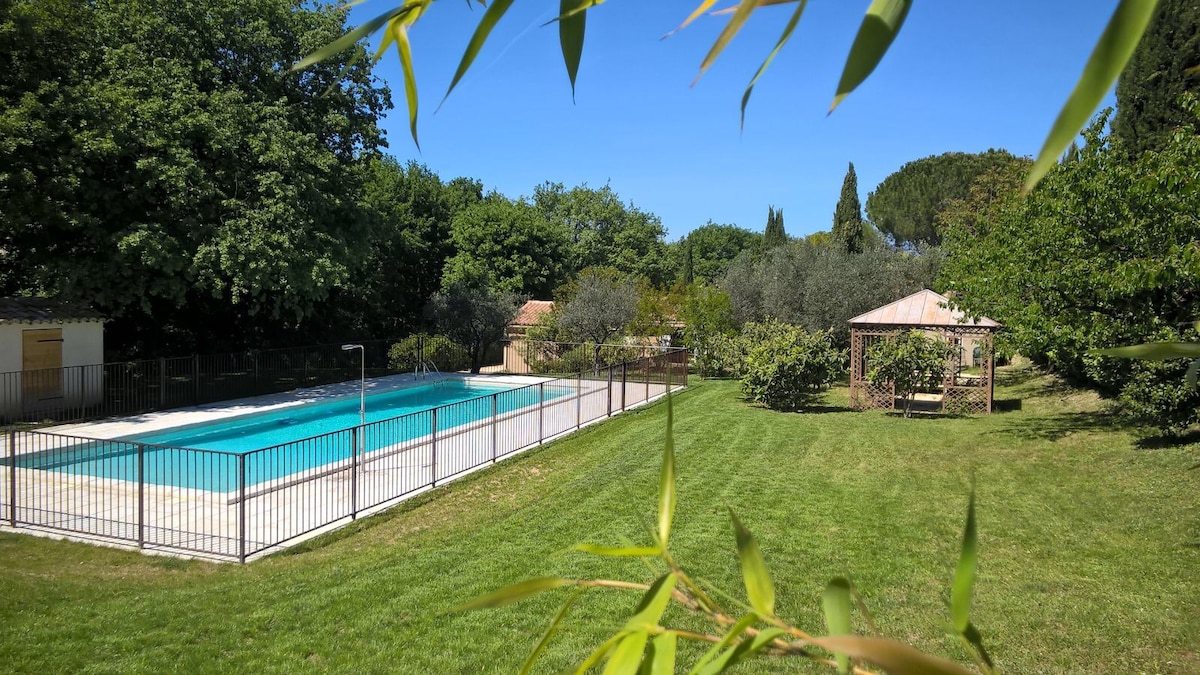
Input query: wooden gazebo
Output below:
<box><xmin>848</xmin><ymin>289</ymin><xmax>1001</xmax><ymax>414</ymax></box>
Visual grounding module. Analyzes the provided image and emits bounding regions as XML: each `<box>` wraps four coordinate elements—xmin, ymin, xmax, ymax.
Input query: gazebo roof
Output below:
<box><xmin>849</xmin><ymin>289</ymin><xmax>999</xmax><ymax>329</ymax></box>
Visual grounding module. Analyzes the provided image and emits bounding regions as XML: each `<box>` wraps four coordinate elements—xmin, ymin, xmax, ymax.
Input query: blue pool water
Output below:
<box><xmin>21</xmin><ymin>379</ymin><xmax>565</xmax><ymax>492</ymax></box>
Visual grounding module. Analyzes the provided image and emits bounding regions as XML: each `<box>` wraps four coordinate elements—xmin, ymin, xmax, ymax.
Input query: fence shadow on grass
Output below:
<box><xmin>1133</xmin><ymin>429</ymin><xmax>1200</xmax><ymax>451</ymax></box>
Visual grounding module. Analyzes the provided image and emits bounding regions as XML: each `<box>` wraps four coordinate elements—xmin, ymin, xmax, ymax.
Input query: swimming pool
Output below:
<box><xmin>20</xmin><ymin>379</ymin><xmax>564</xmax><ymax>492</ymax></box>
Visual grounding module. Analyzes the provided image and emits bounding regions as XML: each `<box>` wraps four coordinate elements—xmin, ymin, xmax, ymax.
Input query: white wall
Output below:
<box><xmin>0</xmin><ymin>320</ymin><xmax>104</xmax><ymax>418</ymax></box>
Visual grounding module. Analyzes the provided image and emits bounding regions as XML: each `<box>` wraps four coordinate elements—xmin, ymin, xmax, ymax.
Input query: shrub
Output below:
<box><xmin>388</xmin><ymin>334</ymin><xmax>471</xmax><ymax>372</ymax></box>
<box><xmin>1118</xmin><ymin>359</ymin><xmax>1200</xmax><ymax>437</ymax></box>
<box><xmin>739</xmin><ymin>321</ymin><xmax>845</xmax><ymax>411</ymax></box>
<box><xmin>866</xmin><ymin>330</ymin><xmax>956</xmax><ymax>417</ymax></box>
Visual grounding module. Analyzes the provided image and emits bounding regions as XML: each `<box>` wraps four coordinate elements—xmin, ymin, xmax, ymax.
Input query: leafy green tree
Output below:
<box><xmin>0</xmin><ymin>0</ymin><xmax>389</xmax><ymax>354</ymax></box>
<box><xmin>425</xmin><ymin>282</ymin><xmax>520</xmax><ymax>373</ymax></box>
<box><xmin>832</xmin><ymin>162</ymin><xmax>864</xmax><ymax>254</ymax></box>
<box><xmin>940</xmin><ymin>108</ymin><xmax>1200</xmax><ymax>434</ymax></box>
<box><xmin>1113</xmin><ymin>0</ymin><xmax>1200</xmax><ymax>157</ymax></box>
<box><xmin>681</xmin><ymin>284</ymin><xmax>737</xmax><ymax>377</ymax></box>
<box><xmin>739</xmin><ymin>321</ymin><xmax>844</xmax><ymax>411</ymax></box>
<box><xmin>532</xmin><ymin>182</ymin><xmax>668</xmax><ymax>285</ymax></box>
<box><xmin>441</xmin><ymin>198</ymin><xmax>571</xmax><ymax>298</ymax></box>
<box><xmin>680</xmin><ymin>239</ymin><xmax>695</xmax><ymax>286</ymax></box>
<box><xmin>682</xmin><ymin>221</ymin><xmax>762</xmax><ymax>283</ymax></box>
<box><xmin>556</xmin><ymin>268</ymin><xmax>638</xmax><ymax>374</ymax></box>
<box><xmin>762</xmin><ymin>206</ymin><xmax>787</xmax><ymax>251</ymax></box>
<box><xmin>721</xmin><ymin>250</ymin><xmax>763</xmax><ymax>326</ymax></box>
<box><xmin>866</xmin><ymin>330</ymin><xmax>956</xmax><ymax>417</ymax></box>
<box><xmin>866</xmin><ymin>150</ymin><xmax>1024</xmax><ymax>247</ymax></box>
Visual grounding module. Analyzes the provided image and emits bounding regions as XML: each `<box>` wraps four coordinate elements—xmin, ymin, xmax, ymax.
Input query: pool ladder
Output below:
<box><xmin>416</xmin><ymin>360</ymin><xmax>442</xmax><ymax>382</ymax></box>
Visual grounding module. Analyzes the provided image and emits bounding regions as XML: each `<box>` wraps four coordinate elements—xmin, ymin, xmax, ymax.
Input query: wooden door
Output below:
<box><xmin>22</xmin><ymin>328</ymin><xmax>63</xmax><ymax>405</ymax></box>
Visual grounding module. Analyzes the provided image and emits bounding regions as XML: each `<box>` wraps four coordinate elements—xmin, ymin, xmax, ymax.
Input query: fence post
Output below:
<box><xmin>606</xmin><ymin>366</ymin><xmax>613</xmax><ymax>417</ymax></box>
<box><xmin>8</xmin><ymin>432</ymin><xmax>16</xmax><ymax>527</ymax></box>
<box><xmin>644</xmin><ymin>357</ymin><xmax>650</xmax><ymax>401</ymax></box>
<box><xmin>192</xmin><ymin>355</ymin><xmax>200</xmax><ymax>405</ymax></box>
<box><xmin>252</xmin><ymin>353</ymin><xmax>259</xmax><ymax>394</ymax></box>
<box><xmin>538</xmin><ymin>382</ymin><xmax>545</xmax><ymax>444</ymax></box>
<box><xmin>238</xmin><ymin>454</ymin><xmax>246</xmax><ymax>564</ymax></box>
<box><xmin>621</xmin><ymin>362</ymin><xmax>627</xmax><ymax>411</ymax></box>
<box><xmin>137</xmin><ymin>443</ymin><xmax>145</xmax><ymax>549</ymax></box>
<box><xmin>576</xmin><ymin>371</ymin><xmax>582</xmax><ymax>430</ymax></box>
<box><xmin>158</xmin><ymin>357</ymin><xmax>166</xmax><ymax>408</ymax></box>
<box><xmin>665</xmin><ymin>351</ymin><xmax>672</xmax><ymax>392</ymax></box>
<box><xmin>430</xmin><ymin>408</ymin><xmax>438</xmax><ymax>487</ymax></box>
<box><xmin>350</xmin><ymin>427</ymin><xmax>358</xmax><ymax>520</ymax></box>
<box><xmin>491</xmin><ymin>394</ymin><xmax>498</xmax><ymax>462</ymax></box>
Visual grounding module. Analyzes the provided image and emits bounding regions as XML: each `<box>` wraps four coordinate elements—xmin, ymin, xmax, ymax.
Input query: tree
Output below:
<box><xmin>682</xmin><ymin>221</ymin><xmax>762</xmax><ymax>283</ymax></box>
<box><xmin>865</xmin><ymin>150</ymin><xmax>1024</xmax><ymax>247</ymax></box>
<box><xmin>832</xmin><ymin>162</ymin><xmax>864</xmax><ymax>253</ymax></box>
<box><xmin>0</xmin><ymin>0</ymin><xmax>390</xmax><ymax>355</ymax></box>
<box><xmin>762</xmin><ymin>206</ymin><xmax>788</xmax><ymax>251</ymax></box>
<box><xmin>441</xmin><ymin>198</ymin><xmax>571</xmax><ymax>298</ymax></box>
<box><xmin>866</xmin><ymin>330</ymin><xmax>956</xmax><ymax>417</ymax></box>
<box><xmin>680</xmin><ymin>284</ymin><xmax>736</xmax><ymax>377</ymax></box>
<box><xmin>680</xmin><ymin>239</ymin><xmax>695</xmax><ymax>286</ymax></box>
<box><xmin>425</xmin><ymin>282</ymin><xmax>520</xmax><ymax>373</ymax></box>
<box><xmin>739</xmin><ymin>321</ymin><xmax>844</xmax><ymax>411</ymax></box>
<box><xmin>939</xmin><ymin>109</ymin><xmax>1200</xmax><ymax>434</ymax></box>
<box><xmin>1112</xmin><ymin>0</ymin><xmax>1200</xmax><ymax>157</ymax></box>
<box><xmin>556</xmin><ymin>268</ymin><xmax>638</xmax><ymax>374</ymax></box>
<box><xmin>532</xmin><ymin>182</ymin><xmax>669</xmax><ymax>286</ymax></box>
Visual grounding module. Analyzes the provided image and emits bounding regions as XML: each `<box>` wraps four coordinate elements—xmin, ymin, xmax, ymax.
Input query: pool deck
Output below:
<box><xmin>2</xmin><ymin>372</ymin><xmax>678</xmax><ymax>562</ymax></box>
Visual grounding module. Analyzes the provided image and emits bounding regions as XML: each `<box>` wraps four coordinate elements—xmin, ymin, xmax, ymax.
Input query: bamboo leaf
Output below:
<box><xmin>558</xmin><ymin>0</ymin><xmax>588</xmax><ymax>99</ymax></box>
<box><xmin>1094</xmin><ymin>341</ymin><xmax>1200</xmax><ymax>360</ymax></box>
<box><xmin>807</xmin><ymin>635</ymin><xmax>974</xmax><ymax>675</ymax></box>
<box><xmin>822</xmin><ymin>577</ymin><xmax>854</xmax><ymax>674</ymax></box>
<box><xmin>695</xmin><ymin>0</ymin><xmax>760</xmax><ymax>84</ymax></box>
<box><xmin>950</xmin><ymin>489</ymin><xmax>978</xmax><ymax>634</ymax></box>
<box><xmin>829</xmin><ymin>0</ymin><xmax>911</xmax><ymax>113</ymax></box>
<box><xmin>663</xmin><ymin>0</ymin><xmax>720</xmax><ymax>39</ymax></box>
<box><xmin>1024</xmin><ymin>0</ymin><xmax>1160</xmax><ymax>192</ymax></box>
<box><xmin>453</xmin><ymin>577</ymin><xmax>572</xmax><ymax>611</ymax></box>
<box><xmin>391</xmin><ymin>18</ymin><xmax>421</xmax><ymax>149</ymax></box>
<box><xmin>687</xmin><ymin>612</ymin><xmax>758</xmax><ymax>675</ymax></box>
<box><xmin>694</xmin><ymin>627</ymin><xmax>786</xmax><ymax>675</ymax></box>
<box><xmin>640</xmin><ymin>631</ymin><xmax>677</xmax><ymax>675</ymax></box>
<box><xmin>729</xmin><ymin>510</ymin><xmax>774</xmax><ymax>616</ymax></box>
<box><xmin>576</xmin><ymin>543</ymin><xmax>663</xmax><ymax>557</ymax></box>
<box><xmin>604</xmin><ymin>630</ymin><xmax>650</xmax><ymax>675</ymax></box>
<box><xmin>520</xmin><ymin>588</ymin><xmax>583</xmax><ymax>675</ymax></box>
<box><xmin>741</xmin><ymin>0</ymin><xmax>807</xmax><ymax>130</ymax></box>
<box><xmin>292</xmin><ymin>4</ymin><xmax>413</xmax><ymax>71</ymax></box>
<box><xmin>576</xmin><ymin>632</ymin><xmax>627</xmax><ymax>675</ymax></box>
<box><xmin>626</xmin><ymin>573</ymin><xmax>678</xmax><ymax>630</ymax></box>
<box><xmin>441</xmin><ymin>0</ymin><xmax>517</xmax><ymax>108</ymax></box>
<box><xmin>657</xmin><ymin>394</ymin><xmax>676</xmax><ymax>547</ymax></box>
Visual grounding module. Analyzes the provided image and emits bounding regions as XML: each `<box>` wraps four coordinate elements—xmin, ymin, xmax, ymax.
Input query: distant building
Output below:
<box><xmin>503</xmin><ymin>300</ymin><xmax>555</xmax><ymax>373</ymax></box>
<box><xmin>0</xmin><ymin>298</ymin><xmax>105</xmax><ymax>418</ymax></box>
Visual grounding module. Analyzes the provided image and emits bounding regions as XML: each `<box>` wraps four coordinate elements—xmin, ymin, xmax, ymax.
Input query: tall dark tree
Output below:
<box><xmin>0</xmin><ymin>0</ymin><xmax>390</xmax><ymax>355</ymax></box>
<box><xmin>832</xmin><ymin>163</ymin><xmax>864</xmax><ymax>254</ymax></box>
<box><xmin>762</xmin><ymin>206</ymin><xmax>788</xmax><ymax>250</ymax></box>
<box><xmin>1112</xmin><ymin>0</ymin><xmax>1200</xmax><ymax>157</ymax></box>
<box><xmin>866</xmin><ymin>150</ymin><xmax>1021</xmax><ymax>247</ymax></box>
<box><xmin>681</xmin><ymin>239</ymin><xmax>695</xmax><ymax>285</ymax></box>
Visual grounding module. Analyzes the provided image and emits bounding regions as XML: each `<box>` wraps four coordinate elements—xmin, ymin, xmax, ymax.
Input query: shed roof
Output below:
<box><xmin>0</xmin><ymin>297</ymin><xmax>106</xmax><ymax>324</ymax></box>
<box><xmin>848</xmin><ymin>289</ymin><xmax>999</xmax><ymax>329</ymax></box>
<box><xmin>511</xmin><ymin>300</ymin><xmax>555</xmax><ymax>327</ymax></box>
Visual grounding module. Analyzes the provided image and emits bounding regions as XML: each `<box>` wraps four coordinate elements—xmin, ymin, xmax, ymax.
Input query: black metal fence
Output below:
<box><xmin>0</xmin><ymin>337</ymin><xmax>506</xmax><ymax>428</ymax></box>
<box><xmin>1</xmin><ymin>350</ymin><xmax>685</xmax><ymax>562</ymax></box>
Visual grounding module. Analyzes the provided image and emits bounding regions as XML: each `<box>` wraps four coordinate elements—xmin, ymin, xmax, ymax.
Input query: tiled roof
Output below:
<box><xmin>848</xmin><ymin>289</ymin><xmax>1000</xmax><ymax>329</ymax></box>
<box><xmin>0</xmin><ymin>297</ymin><xmax>106</xmax><ymax>324</ymax></box>
<box><xmin>511</xmin><ymin>300</ymin><xmax>555</xmax><ymax>327</ymax></box>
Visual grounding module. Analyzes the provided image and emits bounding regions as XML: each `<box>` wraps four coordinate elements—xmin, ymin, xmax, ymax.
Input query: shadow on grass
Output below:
<box><xmin>993</xmin><ymin>398</ymin><xmax>1023</xmax><ymax>413</ymax></box>
<box><xmin>995</xmin><ymin>410</ymin><xmax>1120</xmax><ymax>442</ymax></box>
<box><xmin>1134</xmin><ymin>429</ymin><xmax>1200</xmax><ymax>450</ymax></box>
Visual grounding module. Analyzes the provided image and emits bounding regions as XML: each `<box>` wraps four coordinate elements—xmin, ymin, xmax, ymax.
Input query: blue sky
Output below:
<box><xmin>351</xmin><ymin>1</ymin><xmax>1120</xmax><ymax>241</ymax></box>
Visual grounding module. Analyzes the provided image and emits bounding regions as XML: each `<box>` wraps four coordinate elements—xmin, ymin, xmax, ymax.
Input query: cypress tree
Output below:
<box><xmin>1112</xmin><ymin>0</ymin><xmax>1200</xmax><ymax>157</ymax></box>
<box><xmin>763</xmin><ymin>205</ymin><xmax>787</xmax><ymax>250</ymax></box>
<box><xmin>833</xmin><ymin>162</ymin><xmax>864</xmax><ymax>254</ymax></box>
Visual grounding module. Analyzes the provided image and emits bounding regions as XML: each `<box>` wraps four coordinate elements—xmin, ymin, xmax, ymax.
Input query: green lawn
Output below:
<box><xmin>1</xmin><ymin>368</ymin><xmax>1198</xmax><ymax>673</ymax></box>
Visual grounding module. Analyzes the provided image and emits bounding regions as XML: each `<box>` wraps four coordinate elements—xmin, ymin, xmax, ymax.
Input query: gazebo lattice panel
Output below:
<box><xmin>942</xmin><ymin>385</ymin><xmax>991</xmax><ymax>415</ymax></box>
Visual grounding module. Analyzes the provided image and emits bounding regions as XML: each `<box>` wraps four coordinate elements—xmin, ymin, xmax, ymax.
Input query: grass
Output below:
<box><xmin>1</xmin><ymin>366</ymin><xmax>1198</xmax><ymax>673</ymax></box>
